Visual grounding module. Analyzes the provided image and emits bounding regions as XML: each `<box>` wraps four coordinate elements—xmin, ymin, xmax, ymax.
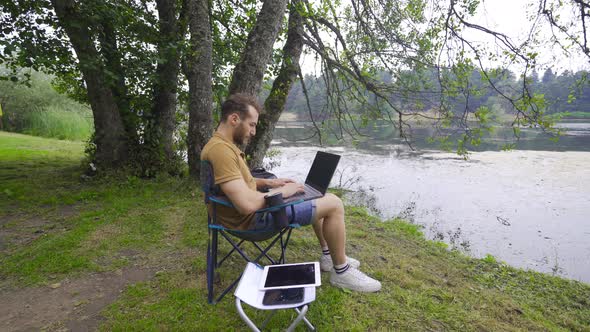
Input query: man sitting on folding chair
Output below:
<box><xmin>201</xmin><ymin>93</ymin><xmax>381</xmax><ymax>293</ymax></box>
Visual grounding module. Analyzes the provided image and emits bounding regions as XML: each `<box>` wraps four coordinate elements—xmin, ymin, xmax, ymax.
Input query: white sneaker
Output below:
<box><xmin>319</xmin><ymin>255</ymin><xmax>360</xmax><ymax>272</ymax></box>
<box><xmin>330</xmin><ymin>267</ymin><xmax>382</xmax><ymax>292</ymax></box>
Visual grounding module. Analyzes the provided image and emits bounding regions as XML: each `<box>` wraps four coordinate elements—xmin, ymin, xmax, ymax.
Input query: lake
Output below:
<box><xmin>269</xmin><ymin>120</ymin><xmax>590</xmax><ymax>283</ymax></box>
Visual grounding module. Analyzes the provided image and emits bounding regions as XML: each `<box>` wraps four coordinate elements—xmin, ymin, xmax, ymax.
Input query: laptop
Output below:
<box><xmin>283</xmin><ymin>151</ymin><xmax>341</xmax><ymax>203</ymax></box>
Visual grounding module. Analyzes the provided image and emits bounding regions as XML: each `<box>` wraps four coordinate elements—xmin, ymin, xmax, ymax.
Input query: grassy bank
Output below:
<box><xmin>549</xmin><ymin>111</ymin><xmax>590</xmax><ymax>119</ymax></box>
<box><xmin>1</xmin><ymin>131</ymin><xmax>589</xmax><ymax>331</ymax></box>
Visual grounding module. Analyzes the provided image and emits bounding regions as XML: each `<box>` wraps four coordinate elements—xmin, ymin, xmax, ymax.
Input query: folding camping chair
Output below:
<box><xmin>201</xmin><ymin>160</ymin><xmax>305</xmax><ymax>304</ymax></box>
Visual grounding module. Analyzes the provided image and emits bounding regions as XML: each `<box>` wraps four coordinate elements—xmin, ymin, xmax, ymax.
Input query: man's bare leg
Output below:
<box><xmin>312</xmin><ymin>194</ymin><xmax>382</xmax><ymax>292</ymax></box>
<box><xmin>312</xmin><ymin>193</ymin><xmax>347</xmax><ymax>266</ymax></box>
<box><xmin>312</xmin><ymin>217</ymin><xmax>326</xmax><ymax>245</ymax></box>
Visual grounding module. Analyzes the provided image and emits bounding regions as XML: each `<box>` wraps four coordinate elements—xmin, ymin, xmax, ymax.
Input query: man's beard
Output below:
<box><xmin>233</xmin><ymin>125</ymin><xmax>249</xmax><ymax>149</ymax></box>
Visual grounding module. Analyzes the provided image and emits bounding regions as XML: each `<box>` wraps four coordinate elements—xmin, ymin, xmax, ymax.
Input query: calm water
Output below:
<box><xmin>269</xmin><ymin>121</ymin><xmax>590</xmax><ymax>283</ymax></box>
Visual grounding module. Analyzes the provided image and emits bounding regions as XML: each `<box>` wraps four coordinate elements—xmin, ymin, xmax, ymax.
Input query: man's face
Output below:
<box><xmin>232</xmin><ymin>105</ymin><xmax>258</xmax><ymax>146</ymax></box>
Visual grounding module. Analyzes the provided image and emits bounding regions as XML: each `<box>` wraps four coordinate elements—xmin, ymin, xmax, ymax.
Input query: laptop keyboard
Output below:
<box><xmin>285</xmin><ymin>185</ymin><xmax>322</xmax><ymax>202</ymax></box>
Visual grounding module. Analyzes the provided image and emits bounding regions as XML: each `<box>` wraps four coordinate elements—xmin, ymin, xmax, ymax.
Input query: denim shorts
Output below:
<box><xmin>249</xmin><ymin>200</ymin><xmax>316</xmax><ymax>232</ymax></box>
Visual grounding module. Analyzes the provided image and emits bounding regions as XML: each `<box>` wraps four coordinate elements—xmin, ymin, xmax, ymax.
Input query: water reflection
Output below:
<box><xmin>274</xmin><ymin>120</ymin><xmax>590</xmax><ymax>153</ymax></box>
<box><xmin>269</xmin><ymin>121</ymin><xmax>590</xmax><ymax>283</ymax></box>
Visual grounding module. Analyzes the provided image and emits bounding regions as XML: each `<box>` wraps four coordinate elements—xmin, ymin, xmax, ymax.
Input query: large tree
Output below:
<box><xmin>245</xmin><ymin>0</ymin><xmax>305</xmax><ymax>167</ymax></box>
<box><xmin>1</xmin><ymin>0</ymin><xmax>188</xmax><ymax>175</ymax></box>
<box><xmin>185</xmin><ymin>0</ymin><xmax>213</xmax><ymax>178</ymax></box>
<box><xmin>51</xmin><ymin>0</ymin><xmax>130</xmax><ymax>167</ymax></box>
<box><xmin>228</xmin><ymin>0</ymin><xmax>289</xmax><ymax>97</ymax></box>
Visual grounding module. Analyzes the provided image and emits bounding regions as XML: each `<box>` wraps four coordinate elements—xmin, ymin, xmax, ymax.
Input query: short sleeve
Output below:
<box><xmin>206</xmin><ymin>144</ymin><xmax>243</xmax><ymax>185</ymax></box>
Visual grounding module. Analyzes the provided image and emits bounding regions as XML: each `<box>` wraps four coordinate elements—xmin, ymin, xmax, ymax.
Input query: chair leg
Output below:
<box><xmin>286</xmin><ymin>305</ymin><xmax>310</xmax><ymax>332</ymax></box>
<box><xmin>207</xmin><ymin>227</ymin><xmax>295</xmax><ymax>304</ymax></box>
<box><xmin>207</xmin><ymin>228</ymin><xmax>218</xmax><ymax>304</ymax></box>
<box><xmin>220</xmin><ymin>231</ymin><xmax>253</xmax><ymax>263</ymax></box>
<box><xmin>251</xmin><ymin>241</ymin><xmax>275</xmax><ymax>264</ymax></box>
<box><xmin>249</xmin><ymin>228</ymin><xmax>288</xmax><ymax>264</ymax></box>
<box><xmin>236</xmin><ymin>298</ymin><xmax>262</xmax><ymax>332</ymax></box>
<box><xmin>260</xmin><ymin>309</ymin><xmax>277</xmax><ymax>330</ymax></box>
<box><xmin>215</xmin><ymin>273</ymin><xmax>242</xmax><ymax>303</ymax></box>
<box><xmin>294</xmin><ymin>305</ymin><xmax>315</xmax><ymax>331</ymax></box>
<box><xmin>279</xmin><ymin>228</ymin><xmax>293</xmax><ymax>264</ymax></box>
<box><xmin>211</xmin><ymin>231</ymin><xmax>254</xmax><ymax>304</ymax></box>
<box><xmin>251</xmin><ymin>227</ymin><xmax>290</xmax><ymax>264</ymax></box>
<box><xmin>218</xmin><ymin>238</ymin><xmax>247</xmax><ymax>267</ymax></box>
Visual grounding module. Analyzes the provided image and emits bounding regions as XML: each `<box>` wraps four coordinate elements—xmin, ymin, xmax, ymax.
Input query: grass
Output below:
<box><xmin>1</xmin><ymin>131</ymin><xmax>589</xmax><ymax>331</ymax></box>
<box><xmin>21</xmin><ymin>105</ymin><xmax>94</xmax><ymax>141</ymax></box>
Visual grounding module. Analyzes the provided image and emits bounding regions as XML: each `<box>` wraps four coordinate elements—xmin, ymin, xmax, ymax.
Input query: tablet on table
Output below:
<box><xmin>258</xmin><ymin>262</ymin><xmax>321</xmax><ymax>290</ymax></box>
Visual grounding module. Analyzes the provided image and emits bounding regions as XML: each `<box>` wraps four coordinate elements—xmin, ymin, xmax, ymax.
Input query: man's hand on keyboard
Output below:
<box><xmin>278</xmin><ymin>182</ymin><xmax>305</xmax><ymax>198</ymax></box>
<box><xmin>267</xmin><ymin>178</ymin><xmax>295</xmax><ymax>188</ymax></box>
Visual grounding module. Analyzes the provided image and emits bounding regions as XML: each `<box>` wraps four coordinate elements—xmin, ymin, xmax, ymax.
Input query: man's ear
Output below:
<box><xmin>229</xmin><ymin>113</ymin><xmax>240</xmax><ymax>125</ymax></box>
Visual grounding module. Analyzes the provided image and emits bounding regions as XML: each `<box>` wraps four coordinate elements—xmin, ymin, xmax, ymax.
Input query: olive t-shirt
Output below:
<box><xmin>201</xmin><ymin>132</ymin><xmax>257</xmax><ymax>230</ymax></box>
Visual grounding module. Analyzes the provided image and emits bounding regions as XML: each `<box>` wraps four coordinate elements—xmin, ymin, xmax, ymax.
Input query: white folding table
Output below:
<box><xmin>234</xmin><ymin>262</ymin><xmax>316</xmax><ymax>331</ymax></box>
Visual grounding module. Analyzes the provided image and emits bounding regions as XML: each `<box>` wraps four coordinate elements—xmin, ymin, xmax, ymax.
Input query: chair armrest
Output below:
<box><xmin>209</xmin><ymin>196</ymin><xmax>306</xmax><ymax>213</ymax></box>
<box><xmin>256</xmin><ymin>199</ymin><xmax>306</xmax><ymax>213</ymax></box>
<box><xmin>207</xmin><ymin>197</ymin><xmax>305</xmax><ymax>233</ymax></box>
<box><xmin>209</xmin><ymin>195</ymin><xmax>234</xmax><ymax>208</ymax></box>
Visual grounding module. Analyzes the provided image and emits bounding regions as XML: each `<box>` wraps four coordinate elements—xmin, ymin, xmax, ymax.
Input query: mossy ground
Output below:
<box><xmin>1</xmin><ymin>131</ymin><xmax>589</xmax><ymax>331</ymax></box>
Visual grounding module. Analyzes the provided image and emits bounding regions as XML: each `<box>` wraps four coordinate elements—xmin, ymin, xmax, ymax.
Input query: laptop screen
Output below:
<box><xmin>305</xmin><ymin>151</ymin><xmax>341</xmax><ymax>194</ymax></box>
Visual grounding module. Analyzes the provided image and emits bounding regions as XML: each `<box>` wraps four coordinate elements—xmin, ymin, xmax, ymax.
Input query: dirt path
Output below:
<box><xmin>0</xmin><ymin>206</ymin><xmax>79</xmax><ymax>254</ymax></box>
<box><xmin>0</xmin><ymin>195</ymin><xmax>193</xmax><ymax>331</ymax></box>
<box><xmin>0</xmin><ymin>266</ymin><xmax>155</xmax><ymax>332</ymax></box>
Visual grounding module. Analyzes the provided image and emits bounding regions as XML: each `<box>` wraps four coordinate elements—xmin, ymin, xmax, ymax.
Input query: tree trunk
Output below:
<box><xmin>151</xmin><ymin>0</ymin><xmax>183</xmax><ymax>166</ymax></box>
<box><xmin>185</xmin><ymin>0</ymin><xmax>213</xmax><ymax>178</ymax></box>
<box><xmin>98</xmin><ymin>16</ymin><xmax>134</xmax><ymax>142</ymax></box>
<box><xmin>52</xmin><ymin>0</ymin><xmax>129</xmax><ymax>168</ymax></box>
<box><xmin>228</xmin><ymin>0</ymin><xmax>289</xmax><ymax>96</ymax></box>
<box><xmin>245</xmin><ymin>0</ymin><xmax>304</xmax><ymax>168</ymax></box>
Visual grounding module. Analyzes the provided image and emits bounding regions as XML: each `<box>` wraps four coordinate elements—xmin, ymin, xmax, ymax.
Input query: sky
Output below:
<box><xmin>471</xmin><ymin>0</ymin><xmax>587</xmax><ymax>73</ymax></box>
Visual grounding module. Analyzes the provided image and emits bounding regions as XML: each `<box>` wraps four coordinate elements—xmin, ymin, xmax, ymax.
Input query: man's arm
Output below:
<box><xmin>221</xmin><ymin>178</ymin><xmax>305</xmax><ymax>215</ymax></box>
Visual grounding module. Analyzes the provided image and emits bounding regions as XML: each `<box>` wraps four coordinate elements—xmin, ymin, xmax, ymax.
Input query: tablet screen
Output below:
<box><xmin>261</xmin><ymin>263</ymin><xmax>319</xmax><ymax>289</ymax></box>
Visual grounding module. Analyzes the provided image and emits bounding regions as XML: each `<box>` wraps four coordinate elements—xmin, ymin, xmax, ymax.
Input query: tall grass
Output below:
<box><xmin>21</xmin><ymin>105</ymin><xmax>94</xmax><ymax>141</ymax></box>
<box><xmin>0</xmin><ymin>68</ymin><xmax>94</xmax><ymax>141</ymax></box>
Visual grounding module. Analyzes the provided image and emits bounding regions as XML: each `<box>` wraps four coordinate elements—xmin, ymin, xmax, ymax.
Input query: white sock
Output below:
<box><xmin>334</xmin><ymin>262</ymin><xmax>350</xmax><ymax>274</ymax></box>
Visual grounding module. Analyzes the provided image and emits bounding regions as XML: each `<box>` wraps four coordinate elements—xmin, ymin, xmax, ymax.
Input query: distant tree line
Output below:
<box><xmin>282</xmin><ymin>68</ymin><xmax>590</xmax><ymax>122</ymax></box>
